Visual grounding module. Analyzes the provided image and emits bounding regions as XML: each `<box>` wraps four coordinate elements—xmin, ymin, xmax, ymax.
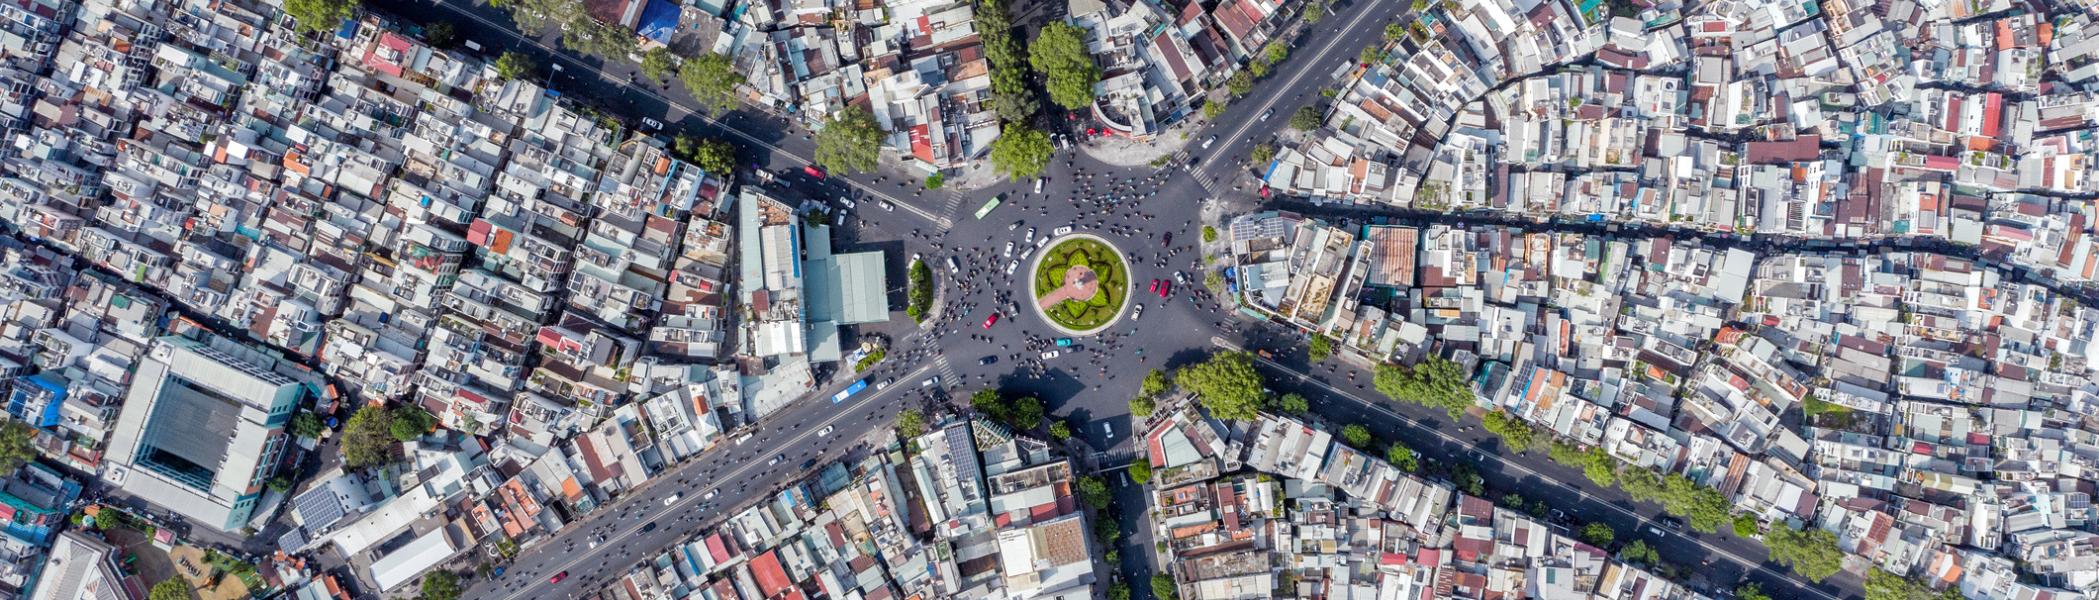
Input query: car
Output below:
<box><xmin>1052</xmin><ymin>225</ymin><xmax>1074</xmax><ymax>236</ymax></box>
<box><xmin>946</xmin><ymin>256</ymin><xmax>961</xmax><ymax>274</ymax></box>
<box><xmin>1055</xmin><ymin>337</ymin><xmax>1074</xmax><ymax>347</ymax></box>
<box><xmin>837</xmin><ymin>197</ymin><xmax>856</xmax><ymax>209</ymax></box>
<box><xmin>1202</xmin><ymin>135</ymin><xmax>1218</xmax><ymax>149</ymax></box>
<box><xmin>1010</xmin><ymin>221</ymin><xmax>1023</xmax><ymax>231</ymax></box>
<box><xmin>979</xmin><ymin>355</ymin><xmax>999</xmax><ymax>366</ymax></box>
<box><xmin>1157</xmin><ymin>281</ymin><xmax>1172</xmax><ymax>297</ymax></box>
<box><xmin>1041</xmin><ymin>350</ymin><xmax>1061</xmax><ymax>360</ymax></box>
<box><xmin>1149</xmin><ymin>279</ymin><xmax>1161</xmax><ymax>294</ymax></box>
<box><xmin>1659</xmin><ymin>517</ymin><xmax>1686</xmax><ymax>532</ymax></box>
<box><xmin>1174</xmin><ymin>271</ymin><xmax>1189</xmax><ymax>285</ymax></box>
<box><xmin>921</xmin><ymin>376</ymin><xmax>941</xmax><ymax>387</ymax></box>
<box><xmin>803</xmin><ymin>165</ymin><xmax>827</xmax><ymax>178</ymax></box>
<box><xmin>1003</xmin><ymin>242</ymin><xmax>1015</xmax><ymax>257</ymax></box>
<box><xmin>818</xmin><ymin>425</ymin><xmax>835</xmax><ymax>437</ymax></box>
<box><xmin>1005</xmin><ymin>260</ymin><xmax>1018</xmax><ymax>275</ymax></box>
<box><xmin>663</xmin><ymin>493</ymin><xmax>681</xmax><ymax>506</ymax></box>
<box><xmin>1025</xmin><ymin>227</ymin><xmax>1037</xmax><ymax>242</ymax></box>
<box><xmin>1101</xmin><ymin>421</ymin><xmax>1115</xmax><ymax>440</ymax></box>
<box><xmin>983</xmin><ymin>313</ymin><xmax>1001</xmax><ymax>328</ymax></box>
<box><xmin>878</xmin><ymin>377</ymin><xmax>895</xmax><ymax>389</ymax></box>
<box><xmin>1259</xmin><ymin>108</ymin><xmax>1274</xmax><ymax>121</ymax></box>
<box><xmin>550</xmin><ymin>571</ymin><xmax>570</xmax><ymax>584</ymax></box>
<box><xmin>880</xmin><ymin>200</ymin><xmax>895</xmax><ymax>211</ymax></box>
<box><xmin>587</xmin><ymin>539</ymin><xmax>599</xmax><ymax>549</ymax></box>
<box><xmin>1033</xmin><ymin>178</ymin><xmax>1045</xmax><ymax>194</ymax></box>
<box><xmin>641</xmin><ymin>117</ymin><xmax>664</xmax><ymax>130</ymax></box>
<box><xmin>1131</xmin><ymin>303</ymin><xmax>1144</xmax><ymax>320</ymax></box>
<box><xmin>767</xmin><ymin>455</ymin><xmax>782</xmax><ymax>466</ymax></box>
<box><xmin>640</xmin><ymin>522</ymin><xmax>658</xmax><ymax>533</ymax></box>
<box><xmin>702</xmin><ymin>490</ymin><xmax>718</xmax><ymax>501</ymax></box>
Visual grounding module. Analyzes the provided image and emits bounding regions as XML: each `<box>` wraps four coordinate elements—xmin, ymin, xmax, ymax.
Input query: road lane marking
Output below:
<box><xmin>1209</xmin><ymin>337</ymin><xmax>1840</xmax><ymax>600</ymax></box>
<box><xmin>494</xmin><ymin>363</ymin><xmax>936</xmax><ymax>600</ymax></box>
<box><xmin>431</xmin><ymin>0</ymin><xmax>951</xmax><ymax>228</ymax></box>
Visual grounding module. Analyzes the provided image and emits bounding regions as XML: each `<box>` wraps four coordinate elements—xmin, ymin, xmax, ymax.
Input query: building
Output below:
<box><xmin>26</xmin><ymin>531</ymin><xmax>140</xmax><ymax>600</ymax></box>
<box><xmin>99</xmin><ymin>335</ymin><xmax>312</xmax><ymax>533</ymax></box>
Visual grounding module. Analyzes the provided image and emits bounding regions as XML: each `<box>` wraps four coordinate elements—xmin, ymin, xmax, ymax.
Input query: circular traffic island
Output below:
<box><xmin>1030</xmin><ymin>234</ymin><xmax>1131</xmax><ymax>336</ymax></box>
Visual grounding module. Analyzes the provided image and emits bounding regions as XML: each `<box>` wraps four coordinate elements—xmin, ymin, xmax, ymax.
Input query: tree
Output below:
<box><xmin>1077</xmin><ymin>476</ymin><xmax>1112</xmax><ymax>510</ymax></box>
<box><xmin>1128</xmin><ymin>461</ymin><xmax>1153</xmax><ymax>484</ymax></box>
<box><xmin>924</xmin><ymin>173</ymin><xmax>945</xmax><ymax>189</ymax></box>
<box><xmin>1129</xmin><ymin>395</ymin><xmax>1156</xmax><ymax>418</ymax></box>
<box><xmin>1384</xmin><ymin>444</ymin><xmax>1418</xmax><ymax>472</ymax></box>
<box><xmin>990</xmin><ymin>126</ymin><xmax>1053</xmax><ymax>180</ymax></box>
<box><xmin>1764</xmin><ymin>525</ymin><xmax>1844</xmax><ymax>582</ymax></box>
<box><xmin>1341</xmin><ymin>424</ymin><xmax>1372</xmax><ymax>448</ymax></box>
<box><xmin>1202</xmin><ymin>100</ymin><xmax>1226</xmax><ymax>120</ymax></box>
<box><xmin>895</xmin><ymin>409</ymin><xmax>927</xmax><ymax>439</ymax></box>
<box><xmin>267</xmin><ymin>477</ymin><xmax>292</xmax><ymax>493</ymax></box>
<box><xmin>1093</xmin><ymin>514</ymin><xmax>1122</xmax><ymax>545</ymax></box>
<box><xmin>1619</xmin><ymin>540</ymin><xmax>1659</xmax><ymax>566</ymax></box>
<box><xmin>340</xmin><ymin>404</ymin><xmax>397</xmax><ymax>469</ymax></box>
<box><xmin>1480</xmin><ymin>410</ymin><xmax>1537</xmax><ymax>452</ymax></box>
<box><xmin>1277</xmin><ymin>393</ymin><xmax>1309</xmax><ymax>415</ymax></box>
<box><xmin>814</xmin><ymin>107</ymin><xmax>883</xmax><ymax>174</ymax></box>
<box><xmin>1308</xmin><ymin>336</ymin><xmax>1333</xmax><ymax>362</ymax></box>
<box><xmin>390</xmin><ymin>406</ymin><xmax>434</xmax><ymax>442</ymax></box>
<box><xmin>1108</xmin><ymin>581</ymin><xmax>1132</xmax><ymax>600</ymax></box>
<box><xmin>494</xmin><ymin>51</ymin><xmax>536</xmax><ymax>80</ymax></box>
<box><xmin>1049</xmin><ymin>419</ymin><xmax>1073</xmax><ymax>440</ymax></box>
<box><xmin>678</xmin><ymin>53</ymin><xmax>745</xmax><ymax>115</ymax></box>
<box><xmin>1175</xmin><ymin>352</ymin><xmax>1266</xmax><ymax>421</ymax></box>
<box><xmin>1659</xmin><ymin>474</ymin><xmax>1732</xmax><ymax>533</ymax></box>
<box><xmin>1247</xmin><ymin>59</ymin><xmax>1271</xmax><ymax>78</ymax></box>
<box><xmin>640</xmin><ymin>48</ymin><xmax>677</xmax><ymax>81</ymax></box>
<box><xmin>1151</xmin><ymin>575</ymin><xmax>1179</xmax><ymax>600</ymax></box>
<box><xmin>1139</xmin><ymin>369</ymin><xmax>1171</xmax><ymax>398</ymax></box>
<box><xmin>680</xmin><ymin>137</ymin><xmax>737</xmax><ymax>176</ymax></box>
<box><xmin>1373</xmin><ymin>355</ymin><xmax>1475</xmax><ymax>418</ymax></box>
<box><xmin>284</xmin><ymin>0</ymin><xmax>355</xmax><ymax>33</ymax></box>
<box><xmin>421</xmin><ymin>570</ymin><xmax>462</xmax><ymax>600</ymax></box>
<box><xmin>1616</xmin><ymin>467</ymin><xmax>1664</xmax><ymax>502</ymax></box>
<box><xmin>1289</xmin><ymin>105</ymin><xmax>1324</xmax><ymax>130</ymax></box>
<box><xmin>1302</xmin><ymin>1</ymin><xmax>1326</xmax><ymax>22</ymax></box>
<box><xmin>1250</xmin><ymin>143</ymin><xmax>1276</xmax><ymax>165</ymax></box>
<box><xmin>1359</xmin><ymin>45</ymin><xmax>1381</xmax><ymax>65</ymax></box>
<box><xmin>1580</xmin><ymin>523</ymin><xmax>1615</xmax><ymax>547</ymax></box>
<box><xmin>1029</xmin><ymin>22</ymin><xmax>1101</xmax><ymax>110</ymax></box>
<box><xmin>1866</xmin><ymin>568</ymin><xmax>1943</xmax><ymax>600</ymax></box>
<box><xmin>1263</xmin><ymin>42</ymin><xmax>1290</xmax><ymax>66</ymax></box>
<box><xmin>1735</xmin><ymin>583</ymin><xmax>1773</xmax><ymax>600</ymax></box>
<box><xmin>1449</xmin><ymin>461</ymin><xmax>1485</xmax><ymax>495</ymax></box>
<box><xmin>149</xmin><ymin>579</ymin><xmax>191</xmax><ymax>600</ymax></box>
<box><xmin>1385</xmin><ymin>23</ymin><xmax>1408</xmax><ymax>41</ymax></box>
<box><xmin>290</xmin><ymin>412</ymin><xmax>325</xmax><ymax>439</ymax></box>
<box><xmin>1733</xmin><ymin>513</ymin><xmax>1761</xmax><ymax>538</ymax></box>
<box><xmin>423</xmin><ymin>22</ymin><xmax>457</xmax><ymax>48</ymax></box>
<box><xmin>1226</xmin><ymin>72</ymin><xmax>1253</xmax><ymax>97</ymax></box>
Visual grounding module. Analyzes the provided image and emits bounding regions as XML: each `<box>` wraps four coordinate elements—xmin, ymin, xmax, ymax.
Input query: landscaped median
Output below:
<box><xmin>1030</xmin><ymin>235</ymin><xmax>1130</xmax><ymax>335</ymax></box>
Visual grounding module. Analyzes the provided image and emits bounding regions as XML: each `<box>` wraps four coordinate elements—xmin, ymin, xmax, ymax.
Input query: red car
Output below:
<box><xmin>983</xmin><ymin>313</ymin><xmax>1000</xmax><ymax>328</ymax></box>
<box><xmin>803</xmin><ymin>165</ymin><xmax>826</xmax><ymax>178</ymax></box>
<box><xmin>1157</xmin><ymin>281</ymin><xmax>1172</xmax><ymax>298</ymax></box>
<box><xmin>1148</xmin><ymin>279</ymin><xmax>1161</xmax><ymax>294</ymax></box>
<box><xmin>549</xmin><ymin>571</ymin><xmax>570</xmax><ymax>584</ymax></box>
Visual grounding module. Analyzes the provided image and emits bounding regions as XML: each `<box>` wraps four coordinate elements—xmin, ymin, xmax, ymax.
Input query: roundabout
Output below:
<box><xmin>1029</xmin><ymin>233</ymin><xmax>1132</xmax><ymax>336</ymax></box>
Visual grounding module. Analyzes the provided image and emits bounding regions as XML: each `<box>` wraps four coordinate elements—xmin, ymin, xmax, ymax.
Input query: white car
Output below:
<box><xmin>1101</xmin><ymin>422</ymin><xmax>1115</xmax><ymax>440</ymax></box>
<box><xmin>662</xmin><ymin>494</ymin><xmax>681</xmax><ymax>506</ymax></box>
<box><xmin>1041</xmin><ymin>350</ymin><xmax>1061</xmax><ymax>360</ymax></box>
<box><xmin>641</xmin><ymin>117</ymin><xmax>664</xmax><ymax>131</ymax></box>
<box><xmin>1004</xmin><ymin>261</ymin><xmax>1018</xmax><ymax>275</ymax></box>
<box><xmin>1009</xmin><ymin>221</ymin><xmax>1022</xmax><ymax>231</ymax></box>
<box><xmin>1033</xmin><ymin>178</ymin><xmax>1045</xmax><ymax>194</ymax></box>
<box><xmin>881</xmin><ymin>200</ymin><xmax>895</xmax><ymax>211</ymax></box>
<box><xmin>702</xmin><ymin>490</ymin><xmax>718</xmax><ymax>500</ymax></box>
<box><xmin>946</xmin><ymin>257</ymin><xmax>960</xmax><ymax>274</ymax></box>
<box><xmin>1201</xmin><ymin>135</ymin><xmax>1218</xmax><ymax>149</ymax></box>
<box><xmin>837</xmin><ymin>197</ymin><xmax>856</xmax><ymax>209</ymax></box>
<box><xmin>1052</xmin><ymin>225</ymin><xmax>1074</xmax><ymax>236</ymax></box>
<box><xmin>1003</xmin><ymin>242</ymin><xmax>1015</xmax><ymax>258</ymax></box>
<box><xmin>818</xmin><ymin>425</ymin><xmax>835</xmax><ymax>437</ymax></box>
<box><xmin>1132</xmin><ymin>304</ymin><xmax>1144</xmax><ymax>320</ymax></box>
<box><xmin>767</xmin><ymin>455</ymin><xmax>782</xmax><ymax>466</ymax></box>
<box><xmin>1025</xmin><ymin>227</ymin><xmax>1037</xmax><ymax>242</ymax></box>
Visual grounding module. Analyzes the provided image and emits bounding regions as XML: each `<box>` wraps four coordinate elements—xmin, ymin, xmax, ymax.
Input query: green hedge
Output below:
<box><xmin>1032</xmin><ymin>238</ymin><xmax>1128</xmax><ymax>330</ymax></box>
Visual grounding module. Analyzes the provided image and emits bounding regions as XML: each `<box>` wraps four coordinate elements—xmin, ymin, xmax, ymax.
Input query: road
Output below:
<box><xmin>374</xmin><ymin>1</ymin><xmax>1871</xmax><ymax>599</ymax></box>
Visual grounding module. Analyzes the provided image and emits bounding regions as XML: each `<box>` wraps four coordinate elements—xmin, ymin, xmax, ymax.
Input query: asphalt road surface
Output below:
<box><xmin>366</xmin><ymin>1</ymin><xmax>1869</xmax><ymax>598</ymax></box>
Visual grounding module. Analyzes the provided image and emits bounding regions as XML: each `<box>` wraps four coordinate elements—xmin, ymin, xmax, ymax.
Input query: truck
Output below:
<box><xmin>832</xmin><ymin>379</ymin><xmax>869</xmax><ymax>404</ymax></box>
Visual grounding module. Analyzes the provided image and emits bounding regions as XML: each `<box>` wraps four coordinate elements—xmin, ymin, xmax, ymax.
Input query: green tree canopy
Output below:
<box><xmin>1303</xmin><ymin>1</ymin><xmax>1326</xmax><ymax>22</ymax></box>
<box><xmin>674</xmin><ymin>136</ymin><xmax>738</xmax><ymax>176</ymax></box>
<box><xmin>1659</xmin><ymin>474</ymin><xmax>1733</xmax><ymax>533</ymax></box>
<box><xmin>1176</xmin><ymin>351</ymin><xmax>1266</xmax><ymax>421</ymax></box>
<box><xmin>1289</xmin><ymin>105</ymin><xmax>1324</xmax><ymax>130</ymax></box>
<box><xmin>1277</xmin><ymin>393</ymin><xmax>1309</xmax><ymax>415</ymax></box>
<box><xmin>390</xmin><ymin>406</ymin><xmax>435</xmax><ymax>442</ymax></box>
<box><xmin>1128</xmin><ymin>461</ymin><xmax>1152</xmax><ymax>484</ymax></box>
<box><xmin>1250</xmin><ymin>143</ymin><xmax>1276</xmax><ymax>165</ymax></box>
<box><xmin>814</xmin><ymin>107</ymin><xmax>883</xmax><ymax>174</ymax></box>
<box><xmin>1619</xmin><ymin>540</ymin><xmax>1659</xmax><ymax>566</ymax></box>
<box><xmin>1580</xmin><ymin>523</ymin><xmax>1615</xmax><ymax>547</ymax></box>
<box><xmin>284</xmin><ymin>0</ymin><xmax>356</xmax><ymax>33</ymax></box>
<box><xmin>1152</xmin><ymin>575</ymin><xmax>1179</xmax><ymax>600</ymax></box>
<box><xmin>1139</xmin><ymin>369</ymin><xmax>1171</xmax><ymax>398</ymax></box>
<box><xmin>1202</xmin><ymin>100</ymin><xmax>1226</xmax><ymax>120</ymax></box>
<box><xmin>1308</xmin><ymin>336</ymin><xmax>1333</xmax><ymax>362</ymax></box>
<box><xmin>289</xmin><ymin>412</ymin><xmax>325</xmax><ymax>439</ymax></box>
<box><xmin>421</xmin><ymin>570</ymin><xmax>462</xmax><ymax>600</ymax></box>
<box><xmin>1733</xmin><ymin>513</ymin><xmax>1761</xmax><ymax>538</ymax></box>
<box><xmin>1341</xmin><ymin>424</ymin><xmax>1372</xmax><ymax>448</ymax></box>
<box><xmin>990</xmin><ymin>126</ymin><xmax>1053</xmax><ymax>180</ymax></box>
<box><xmin>340</xmin><ymin>404</ymin><xmax>397</xmax><ymax>469</ymax></box>
<box><xmin>148</xmin><ymin>579</ymin><xmax>191</xmax><ymax>600</ymax></box>
<box><xmin>679</xmin><ymin>53</ymin><xmax>745</xmax><ymax>115</ymax></box>
<box><xmin>1384</xmin><ymin>444</ymin><xmax>1418</xmax><ymax>472</ymax></box>
<box><xmin>640</xmin><ymin>48</ymin><xmax>677</xmax><ymax>81</ymax></box>
<box><xmin>1225</xmin><ymin>72</ymin><xmax>1253</xmax><ymax>97</ymax></box>
<box><xmin>1735</xmin><ymin>583</ymin><xmax>1773</xmax><ymax>600</ymax></box>
<box><xmin>1029</xmin><ymin>22</ymin><xmax>1101</xmax><ymax>110</ymax></box>
<box><xmin>1077</xmin><ymin>475</ymin><xmax>1112</xmax><ymax>510</ymax></box>
<box><xmin>1049</xmin><ymin>419</ymin><xmax>1073</xmax><ymax>440</ymax></box>
<box><xmin>1129</xmin><ymin>395</ymin><xmax>1156</xmax><ymax>418</ymax></box>
<box><xmin>1263</xmin><ymin>42</ymin><xmax>1289</xmax><ymax>65</ymax></box>
<box><xmin>971</xmin><ymin>389</ymin><xmax>1044</xmax><ymax>430</ymax></box>
<box><xmin>1373</xmin><ymin>355</ymin><xmax>1474</xmax><ymax>417</ymax></box>
<box><xmin>423</xmin><ymin>22</ymin><xmax>457</xmax><ymax>48</ymax></box>
<box><xmin>1480</xmin><ymin>410</ymin><xmax>1537</xmax><ymax>452</ymax></box>
<box><xmin>1865</xmin><ymin>569</ymin><xmax>1949</xmax><ymax>600</ymax></box>
<box><xmin>1764</xmin><ymin>525</ymin><xmax>1844</xmax><ymax>582</ymax></box>
<box><xmin>494</xmin><ymin>51</ymin><xmax>536</xmax><ymax>80</ymax></box>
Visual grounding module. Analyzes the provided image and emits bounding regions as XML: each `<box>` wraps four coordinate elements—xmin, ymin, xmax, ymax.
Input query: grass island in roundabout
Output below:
<box><xmin>1030</xmin><ymin>234</ymin><xmax>1132</xmax><ymax>335</ymax></box>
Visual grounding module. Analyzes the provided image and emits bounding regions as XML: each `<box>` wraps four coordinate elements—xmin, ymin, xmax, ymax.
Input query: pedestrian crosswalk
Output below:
<box><xmin>938</xmin><ymin>189</ymin><xmax>967</xmax><ymax>221</ymax></box>
<box><xmin>932</xmin><ymin>352</ymin><xmax>959</xmax><ymax>385</ymax></box>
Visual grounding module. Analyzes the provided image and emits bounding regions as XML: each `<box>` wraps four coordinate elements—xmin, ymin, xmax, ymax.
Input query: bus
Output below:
<box><xmin>832</xmin><ymin>379</ymin><xmax>869</xmax><ymax>404</ymax></box>
<box><xmin>974</xmin><ymin>195</ymin><xmax>1003</xmax><ymax>220</ymax></box>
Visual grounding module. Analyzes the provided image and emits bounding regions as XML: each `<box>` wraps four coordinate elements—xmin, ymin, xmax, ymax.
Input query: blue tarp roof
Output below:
<box><xmin>638</xmin><ymin>0</ymin><xmax>682</xmax><ymax>43</ymax></box>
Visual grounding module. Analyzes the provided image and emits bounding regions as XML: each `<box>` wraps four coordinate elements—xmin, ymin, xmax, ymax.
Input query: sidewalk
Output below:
<box><xmin>1078</xmin><ymin>119</ymin><xmax>1204</xmax><ymax>167</ymax></box>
